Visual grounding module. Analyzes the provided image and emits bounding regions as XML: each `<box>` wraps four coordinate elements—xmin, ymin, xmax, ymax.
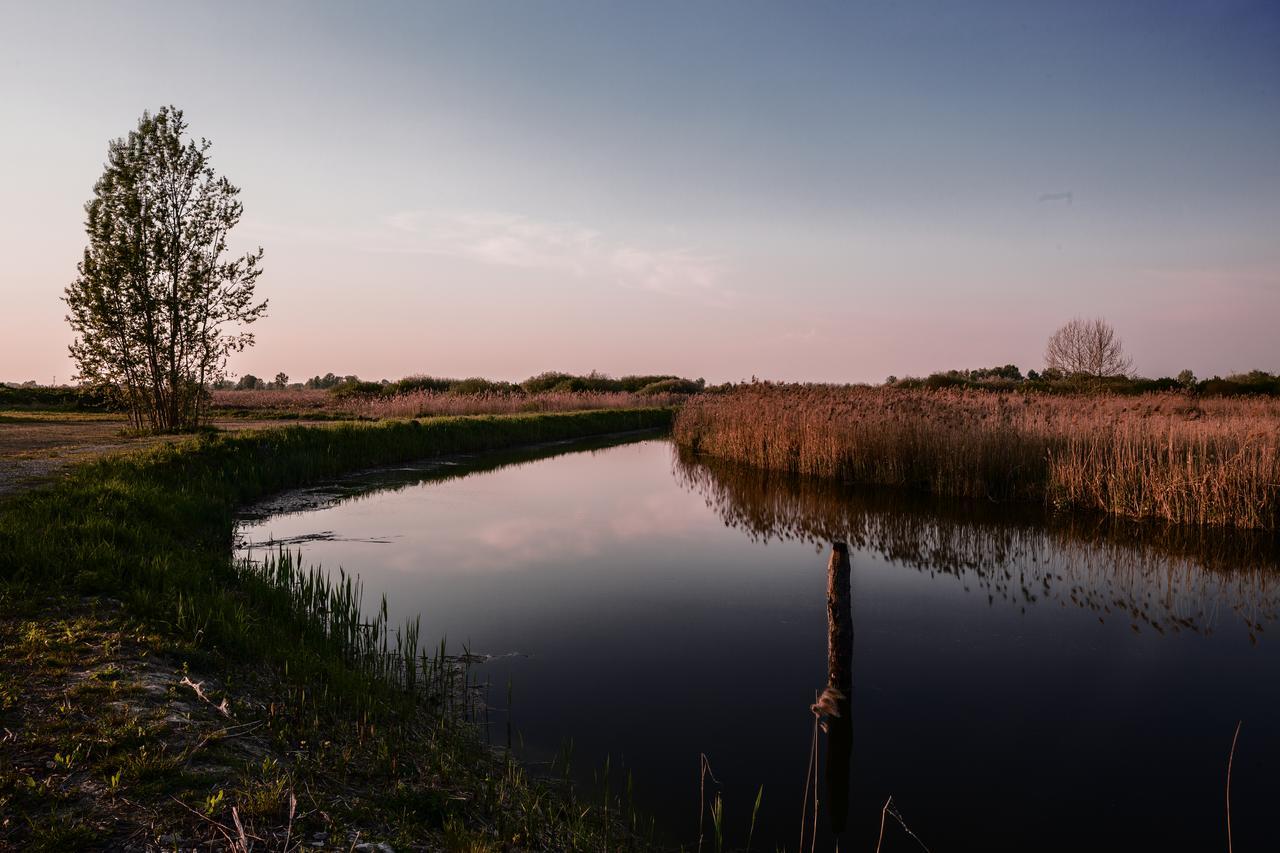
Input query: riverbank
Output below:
<box><xmin>674</xmin><ymin>384</ymin><xmax>1280</xmax><ymax>530</ymax></box>
<box><xmin>0</xmin><ymin>409</ymin><xmax>671</xmax><ymax>850</ymax></box>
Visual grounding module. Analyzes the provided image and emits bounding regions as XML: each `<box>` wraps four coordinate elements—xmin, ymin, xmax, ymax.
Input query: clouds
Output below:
<box><xmin>380</xmin><ymin>210</ymin><xmax>732</xmax><ymax>302</ymax></box>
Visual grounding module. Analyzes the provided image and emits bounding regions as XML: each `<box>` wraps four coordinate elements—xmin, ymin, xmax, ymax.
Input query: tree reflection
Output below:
<box><xmin>673</xmin><ymin>446</ymin><xmax>1280</xmax><ymax>639</ymax></box>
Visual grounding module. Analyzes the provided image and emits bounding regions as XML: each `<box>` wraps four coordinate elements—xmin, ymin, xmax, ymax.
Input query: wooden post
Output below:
<box><xmin>825</xmin><ymin>541</ymin><xmax>854</xmax><ymax>834</ymax></box>
<box><xmin>827</xmin><ymin>542</ymin><xmax>853</xmax><ymax>691</ymax></box>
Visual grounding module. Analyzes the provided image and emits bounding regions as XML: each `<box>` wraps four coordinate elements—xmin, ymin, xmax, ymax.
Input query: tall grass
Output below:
<box><xmin>352</xmin><ymin>389</ymin><xmax>682</xmax><ymax>419</ymax></box>
<box><xmin>208</xmin><ymin>387</ymin><xmax>680</xmax><ymax>418</ymax></box>
<box><xmin>673</xmin><ymin>384</ymin><xmax>1280</xmax><ymax>530</ymax></box>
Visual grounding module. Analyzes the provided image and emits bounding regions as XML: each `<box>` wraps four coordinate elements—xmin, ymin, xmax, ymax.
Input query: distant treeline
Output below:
<box><xmin>0</xmin><ymin>384</ymin><xmax>116</xmax><ymax>411</ymax></box>
<box><xmin>220</xmin><ymin>371</ymin><xmax>707</xmax><ymax>397</ymax></box>
<box><xmin>886</xmin><ymin>366</ymin><xmax>1280</xmax><ymax>397</ymax></box>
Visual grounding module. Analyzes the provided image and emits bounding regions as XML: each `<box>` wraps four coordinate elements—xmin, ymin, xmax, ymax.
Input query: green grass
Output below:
<box><xmin>0</xmin><ymin>408</ymin><xmax>672</xmax><ymax>848</ymax></box>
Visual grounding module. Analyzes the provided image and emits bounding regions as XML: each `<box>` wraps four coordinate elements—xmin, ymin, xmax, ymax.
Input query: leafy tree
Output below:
<box><xmin>64</xmin><ymin>106</ymin><xmax>266</xmax><ymax>431</ymax></box>
<box><xmin>235</xmin><ymin>373</ymin><xmax>264</xmax><ymax>390</ymax></box>
<box><xmin>273</xmin><ymin>372</ymin><xmax>289</xmax><ymax>389</ymax></box>
<box><xmin>1177</xmin><ymin>369</ymin><xmax>1196</xmax><ymax>387</ymax></box>
<box><xmin>1044</xmin><ymin>317</ymin><xmax>1132</xmax><ymax>379</ymax></box>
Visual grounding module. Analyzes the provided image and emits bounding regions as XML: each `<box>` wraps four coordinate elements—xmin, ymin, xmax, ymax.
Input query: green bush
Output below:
<box><xmin>0</xmin><ymin>384</ymin><xmax>119</xmax><ymax>411</ymax></box>
<box><xmin>638</xmin><ymin>378</ymin><xmax>704</xmax><ymax>395</ymax></box>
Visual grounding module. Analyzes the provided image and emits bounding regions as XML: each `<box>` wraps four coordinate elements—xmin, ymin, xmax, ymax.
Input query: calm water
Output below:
<box><xmin>236</xmin><ymin>436</ymin><xmax>1280</xmax><ymax>851</ymax></box>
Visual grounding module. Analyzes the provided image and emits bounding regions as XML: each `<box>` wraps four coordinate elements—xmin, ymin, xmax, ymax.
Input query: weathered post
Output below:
<box><xmin>827</xmin><ymin>542</ymin><xmax>853</xmax><ymax>690</ymax></box>
<box><xmin>825</xmin><ymin>541</ymin><xmax>854</xmax><ymax>833</ymax></box>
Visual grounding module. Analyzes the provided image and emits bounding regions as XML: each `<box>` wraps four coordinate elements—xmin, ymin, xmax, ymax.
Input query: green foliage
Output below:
<box><xmin>445</xmin><ymin>377</ymin><xmax>519</xmax><ymax>395</ymax></box>
<box><xmin>315</xmin><ymin>371</ymin><xmax>703</xmax><ymax>399</ymax></box>
<box><xmin>1198</xmin><ymin>370</ymin><xmax>1280</xmax><ymax>397</ymax></box>
<box><xmin>637</xmin><ymin>378</ymin><xmax>704</xmax><ymax>395</ymax></box>
<box><xmin>0</xmin><ymin>384</ymin><xmax>119</xmax><ymax>412</ymax></box>
<box><xmin>331</xmin><ymin>378</ymin><xmax>389</xmax><ymax>398</ymax></box>
<box><xmin>389</xmin><ymin>374</ymin><xmax>457</xmax><ymax>394</ymax></box>
<box><xmin>521</xmin><ymin>371</ymin><xmax>698</xmax><ymax>394</ymax></box>
<box><xmin>64</xmin><ymin>106</ymin><xmax>267</xmax><ymax>432</ymax></box>
<box><xmin>303</xmin><ymin>372</ymin><xmax>359</xmax><ymax>390</ymax></box>
<box><xmin>888</xmin><ymin>367</ymin><xmax>1280</xmax><ymax>397</ymax></box>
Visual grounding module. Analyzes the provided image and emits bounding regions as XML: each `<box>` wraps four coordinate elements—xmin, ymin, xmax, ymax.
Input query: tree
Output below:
<box><xmin>1043</xmin><ymin>317</ymin><xmax>1132</xmax><ymax>379</ymax></box>
<box><xmin>273</xmin><ymin>372</ymin><xmax>289</xmax><ymax>389</ymax></box>
<box><xmin>64</xmin><ymin>106</ymin><xmax>266</xmax><ymax>431</ymax></box>
<box><xmin>1177</xmin><ymin>369</ymin><xmax>1196</xmax><ymax>388</ymax></box>
<box><xmin>235</xmin><ymin>374</ymin><xmax>264</xmax><ymax>390</ymax></box>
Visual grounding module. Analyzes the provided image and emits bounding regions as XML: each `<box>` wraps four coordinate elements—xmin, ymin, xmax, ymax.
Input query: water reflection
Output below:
<box><xmin>236</xmin><ymin>438</ymin><xmax>1280</xmax><ymax>850</ymax></box>
<box><xmin>674</xmin><ymin>447</ymin><xmax>1280</xmax><ymax>641</ymax></box>
<box><xmin>239</xmin><ymin>431</ymin><xmax>660</xmax><ymax>524</ymax></box>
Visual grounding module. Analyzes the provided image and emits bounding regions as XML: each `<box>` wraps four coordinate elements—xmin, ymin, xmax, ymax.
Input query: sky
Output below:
<box><xmin>1</xmin><ymin>0</ymin><xmax>1278</xmax><ymax>384</ymax></box>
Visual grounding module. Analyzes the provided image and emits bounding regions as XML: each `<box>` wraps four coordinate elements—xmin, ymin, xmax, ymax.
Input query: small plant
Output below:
<box><xmin>202</xmin><ymin>788</ymin><xmax>226</xmax><ymax>816</ymax></box>
<box><xmin>747</xmin><ymin>785</ymin><xmax>763</xmax><ymax>852</ymax></box>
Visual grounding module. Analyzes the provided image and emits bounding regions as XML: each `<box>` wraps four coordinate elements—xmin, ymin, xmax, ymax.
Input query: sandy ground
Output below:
<box><xmin>0</xmin><ymin>413</ymin><xmax>328</xmax><ymax>498</ymax></box>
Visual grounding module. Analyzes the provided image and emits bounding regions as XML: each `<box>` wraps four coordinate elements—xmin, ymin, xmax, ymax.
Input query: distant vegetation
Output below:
<box><xmin>675</xmin><ymin>383</ymin><xmax>1280</xmax><ymax>530</ymax></box>
<box><xmin>0</xmin><ymin>383</ymin><xmax>116</xmax><ymax>412</ymax></box>
<box><xmin>202</xmin><ymin>371</ymin><xmax>706</xmax><ymax>418</ymax></box>
<box><xmin>209</xmin><ymin>387</ymin><xmax>686</xmax><ymax>419</ymax></box>
<box><xmin>885</xmin><ymin>367</ymin><xmax>1280</xmax><ymax>397</ymax></box>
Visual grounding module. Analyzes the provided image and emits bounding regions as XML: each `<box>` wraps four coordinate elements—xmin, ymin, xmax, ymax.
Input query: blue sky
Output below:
<box><xmin>2</xmin><ymin>0</ymin><xmax>1277</xmax><ymax>383</ymax></box>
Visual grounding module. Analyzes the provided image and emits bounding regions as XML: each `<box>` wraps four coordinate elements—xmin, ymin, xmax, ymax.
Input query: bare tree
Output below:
<box><xmin>1044</xmin><ymin>317</ymin><xmax>1133</xmax><ymax>378</ymax></box>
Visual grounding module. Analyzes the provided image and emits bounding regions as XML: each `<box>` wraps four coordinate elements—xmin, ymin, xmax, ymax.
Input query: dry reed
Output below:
<box><xmin>209</xmin><ymin>388</ymin><xmax>678</xmax><ymax>418</ymax></box>
<box><xmin>350</xmin><ymin>390</ymin><xmax>679</xmax><ymax>419</ymax></box>
<box><xmin>673</xmin><ymin>384</ymin><xmax>1280</xmax><ymax>530</ymax></box>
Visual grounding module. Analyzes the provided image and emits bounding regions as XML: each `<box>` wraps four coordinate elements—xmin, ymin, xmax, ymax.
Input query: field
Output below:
<box><xmin>674</xmin><ymin>384</ymin><xmax>1280</xmax><ymax>530</ymax></box>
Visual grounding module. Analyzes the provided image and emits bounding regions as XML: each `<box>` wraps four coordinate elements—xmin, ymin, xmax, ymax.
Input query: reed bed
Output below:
<box><xmin>208</xmin><ymin>387</ymin><xmax>678</xmax><ymax>418</ymax></box>
<box><xmin>209</xmin><ymin>387</ymin><xmax>332</xmax><ymax>412</ymax></box>
<box><xmin>352</xmin><ymin>389</ymin><xmax>680</xmax><ymax>419</ymax></box>
<box><xmin>673</xmin><ymin>384</ymin><xmax>1280</xmax><ymax>530</ymax></box>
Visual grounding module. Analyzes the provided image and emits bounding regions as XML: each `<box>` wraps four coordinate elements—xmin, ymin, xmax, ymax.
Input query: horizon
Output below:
<box><xmin>3</xmin><ymin>1</ymin><xmax>1278</xmax><ymax>384</ymax></box>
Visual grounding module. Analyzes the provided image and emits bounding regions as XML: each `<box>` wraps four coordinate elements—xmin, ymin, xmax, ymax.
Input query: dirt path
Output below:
<box><xmin>0</xmin><ymin>414</ymin><xmax>332</xmax><ymax>498</ymax></box>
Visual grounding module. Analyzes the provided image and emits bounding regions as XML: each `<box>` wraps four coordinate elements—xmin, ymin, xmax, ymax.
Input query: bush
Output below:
<box><xmin>0</xmin><ymin>384</ymin><xmax>119</xmax><ymax>411</ymax></box>
<box><xmin>330</xmin><ymin>379</ymin><xmax>387</xmax><ymax>398</ymax></box>
<box><xmin>447</xmin><ymin>377</ymin><xmax>519</xmax><ymax>395</ymax></box>
<box><xmin>386</xmin><ymin>375</ymin><xmax>452</xmax><ymax>395</ymax></box>
<box><xmin>638</xmin><ymin>378</ymin><xmax>703</xmax><ymax>395</ymax></box>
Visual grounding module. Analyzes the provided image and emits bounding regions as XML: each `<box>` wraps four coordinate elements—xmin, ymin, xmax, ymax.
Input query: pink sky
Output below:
<box><xmin>2</xmin><ymin>3</ymin><xmax>1278</xmax><ymax>384</ymax></box>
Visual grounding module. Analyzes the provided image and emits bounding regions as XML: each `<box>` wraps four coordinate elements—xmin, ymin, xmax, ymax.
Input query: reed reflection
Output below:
<box><xmin>674</xmin><ymin>446</ymin><xmax>1280</xmax><ymax>640</ymax></box>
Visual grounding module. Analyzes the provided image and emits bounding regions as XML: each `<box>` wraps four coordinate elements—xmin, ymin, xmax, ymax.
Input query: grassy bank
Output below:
<box><xmin>673</xmin><ymin>384</ymin><xmax>1280</xmax><ymax>530</ymax></box>
<box><xmin>0</xmin><ymin>409</ymin><xmax>671</xmax><ymax>849</ymax></box>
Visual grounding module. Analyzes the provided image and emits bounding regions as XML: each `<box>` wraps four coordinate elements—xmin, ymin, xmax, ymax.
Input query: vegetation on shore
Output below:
<box><xmin>210</xmin><ymin>387</ymin><xmax>688</xmax><ymax>420</ymax></box>
<box><xmin>0</xmin><ymin>409</ymin><xmax>671</xmax><ymax>849</ymax></box>
<box><xmin>886</xmin><ymin>365</ymin><xmax>1280</xmax><ymax>397</ymax></box>
<box><xmin>674</xmin><ymin>384</ymin><xmax>1280</xmax><ymax>530</ymax></box>
<box><xmin>0</xmin><ymin>385</ymin><xmax>117</xmax><ymax>413</ymax></box>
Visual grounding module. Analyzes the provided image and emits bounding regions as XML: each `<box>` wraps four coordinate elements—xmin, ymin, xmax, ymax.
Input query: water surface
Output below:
<box><xmin>237</xmin><ymin>436</ymin><xmax>1280</xmax><ymax>851</ymax></box>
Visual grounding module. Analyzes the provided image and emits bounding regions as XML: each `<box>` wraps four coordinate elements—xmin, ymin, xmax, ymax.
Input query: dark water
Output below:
<box><xmin>236</xmin><ymin>436</ymin><xmax>1280</xmax><ymax>851</ymax></box>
